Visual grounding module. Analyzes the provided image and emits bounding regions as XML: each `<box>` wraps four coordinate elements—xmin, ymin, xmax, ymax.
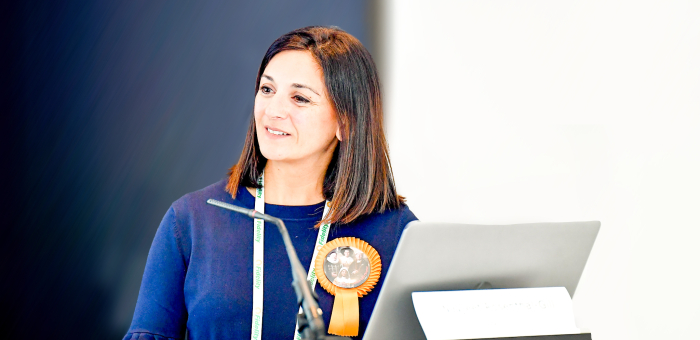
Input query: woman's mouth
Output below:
<box><xmin>266</xmin><ymin>127</ymin><xmax>289</xmax><ymax>136</ymax></box>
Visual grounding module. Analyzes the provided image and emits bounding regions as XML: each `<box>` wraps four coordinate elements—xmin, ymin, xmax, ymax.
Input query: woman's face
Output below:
<box><xmin>254</xmin><ymin>50</ymin><xmax>340</xmax><ymax>165</ymax></box>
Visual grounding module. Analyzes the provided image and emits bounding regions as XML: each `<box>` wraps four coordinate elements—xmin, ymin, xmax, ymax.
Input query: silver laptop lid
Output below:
<box><xmin>364</xmin><ymin>221</ymin><xmax>600</xmax><ymax>340</ymax></box>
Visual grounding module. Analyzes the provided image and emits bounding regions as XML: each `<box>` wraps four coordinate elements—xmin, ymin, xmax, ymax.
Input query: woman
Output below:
<box><xmin>325</xmin><ymin>251</ymin><xmax>340</xmax><ymax>279</ymax></box>
<box><xmin>339</xmin><ymin>247</ymin><xmax>354</xmax><ymax>267</ymax></box>
<box><xmin>350</xmin><ymin>252</ymin><xmax>369</xmax><ymax>282</ymax></box>
<box><xmin>332</xmin><ymin>267</ymin><xmax>354</xmax><ymax>288</ymax></box>
<box><xmin>124</xmin><ymin>26</ymin><xmax>417</xmax><ymax>340</ymax></box>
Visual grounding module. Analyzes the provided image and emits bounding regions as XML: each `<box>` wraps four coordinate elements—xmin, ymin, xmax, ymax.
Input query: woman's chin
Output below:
<box><xmin>258</xmin><ymin>148</ymin><xmax>289</xmax><ymax>162</ymax></box>
<box><xmin>260</xmin><ymin>154</ymin><xmax>289</xmax><ymax>163</ymax></box>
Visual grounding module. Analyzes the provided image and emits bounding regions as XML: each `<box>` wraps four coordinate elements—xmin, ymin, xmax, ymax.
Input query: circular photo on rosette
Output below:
<box><xmin>323</xmin><ymin>246</ymin><xmax>371</xmax><ymax>288</ymax></box>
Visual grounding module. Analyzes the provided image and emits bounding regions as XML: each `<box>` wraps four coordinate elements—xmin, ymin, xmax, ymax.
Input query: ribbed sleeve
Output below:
<box><xmin>124</xmin><ymin>206</ymin><xmax>188</xmax><ymax>339</ymax></box>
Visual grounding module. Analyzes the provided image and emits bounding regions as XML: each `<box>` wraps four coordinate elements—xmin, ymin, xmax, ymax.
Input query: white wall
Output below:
<box><xmin>381</xmin><ymin>1</ymin><xmax>700</xmax><ymax>339</ymax></box>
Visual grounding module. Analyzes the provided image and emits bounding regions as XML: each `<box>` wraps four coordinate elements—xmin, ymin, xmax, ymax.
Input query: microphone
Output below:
<box><xmin>206</xmin><ymin>199</ymin><xmax>276</xmax><ymax>222</ymax></box>
<box><xmin>206</xmin><ymin>199</ymin><xmax>350</xmax><ymax>340</ymax></box>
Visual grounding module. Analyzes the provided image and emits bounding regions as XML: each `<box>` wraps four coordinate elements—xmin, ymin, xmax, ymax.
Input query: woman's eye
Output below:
<box><xmin>260</xmin><ymin>86</ymin><xmax>273</xmax><ymax>94</ymax></box>
<box><xmin>293</xmin><ymin>95</ymin><xmax>310</xmax><ymax>104</ymax></box>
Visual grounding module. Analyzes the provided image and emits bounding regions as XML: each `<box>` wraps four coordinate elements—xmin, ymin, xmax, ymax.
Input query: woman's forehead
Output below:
<box><xmin>263</xmin><ymin>50</ymin><xmax>325</xmax><ymax>91</ymax></box>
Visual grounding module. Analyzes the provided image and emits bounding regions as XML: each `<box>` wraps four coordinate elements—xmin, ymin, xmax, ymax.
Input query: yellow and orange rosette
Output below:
<box><xmin>314</xmin><ymin>237</ymin><xmax>381</xmax><ymax>337</ymax></box>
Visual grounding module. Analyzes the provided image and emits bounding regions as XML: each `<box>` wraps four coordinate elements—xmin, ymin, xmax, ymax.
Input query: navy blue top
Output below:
<box><xmin>124</xmin><ymin>179</ymin><xmax>418</xmax><ymax>340</ymax></box>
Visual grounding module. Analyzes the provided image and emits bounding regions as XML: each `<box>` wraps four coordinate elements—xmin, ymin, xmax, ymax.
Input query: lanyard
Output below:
<box><xmin>250</xmin><ymin>173</ymin><xmax>332</xmax><ymax>340</ymax></box>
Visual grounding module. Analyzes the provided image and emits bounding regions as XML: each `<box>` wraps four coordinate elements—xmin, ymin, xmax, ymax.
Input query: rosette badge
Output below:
<box><xmin>315</xmin><ymin>237</ymin><xmax>381</xmax><ymax>336</ymax></box>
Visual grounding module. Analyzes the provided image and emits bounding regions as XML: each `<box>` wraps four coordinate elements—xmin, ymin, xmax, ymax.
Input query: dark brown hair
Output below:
<box><xmin>226</xmin><ymin>26</ymin><xmax>404</xmax><ymax>226</ymax></box>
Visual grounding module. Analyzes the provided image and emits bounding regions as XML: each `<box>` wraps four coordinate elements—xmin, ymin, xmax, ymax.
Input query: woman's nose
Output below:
<box><xmin>264</xmin><ymin>94</ymin><xmax>290</xmax><ymax>120</ymax></box>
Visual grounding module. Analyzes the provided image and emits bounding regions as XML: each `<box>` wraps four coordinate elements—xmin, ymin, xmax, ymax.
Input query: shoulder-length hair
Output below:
<box><xmin>226</xmin><ymin>26</ymin><xmax>404</xmax><ymax>226</ymax></box>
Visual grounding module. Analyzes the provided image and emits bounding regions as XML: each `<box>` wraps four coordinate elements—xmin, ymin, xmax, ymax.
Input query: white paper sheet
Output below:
<box><xmin>412</xmin><ymin>287</ymin><xmax>580</xmax><ymax>340</ymax></box>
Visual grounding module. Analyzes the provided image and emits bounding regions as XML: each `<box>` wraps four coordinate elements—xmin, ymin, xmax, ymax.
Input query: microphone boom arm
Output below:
<box><xmin>207</xmin><ymin>199</ymin><xmax>349</xmax><ymax>340</ymax></box>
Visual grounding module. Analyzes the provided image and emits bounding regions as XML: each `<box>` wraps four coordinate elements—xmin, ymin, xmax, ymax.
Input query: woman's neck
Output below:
<box><xmin>254</xmin><ymin>160</ymin><xmax>328</xmax><ymax>206</ymax></box>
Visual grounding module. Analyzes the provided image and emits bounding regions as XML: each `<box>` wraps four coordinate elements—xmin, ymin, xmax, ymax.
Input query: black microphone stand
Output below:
<box><xmin>207</xmin><ymin>199</ymin><xmax>351</xmax><ymax>340</ymax></box>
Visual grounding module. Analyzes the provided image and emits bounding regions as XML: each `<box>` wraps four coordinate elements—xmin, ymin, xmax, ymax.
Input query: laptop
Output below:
<box><xmin>363</xmin><ymin>221</ymin><xmax>600</xmax><ymax>340</ymax></box>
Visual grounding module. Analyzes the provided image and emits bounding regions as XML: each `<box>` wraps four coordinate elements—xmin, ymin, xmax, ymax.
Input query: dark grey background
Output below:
<box><xmin>2</xmin><ymin>1</ymin><xmax>375</xmax><ymax>338</ymax></box>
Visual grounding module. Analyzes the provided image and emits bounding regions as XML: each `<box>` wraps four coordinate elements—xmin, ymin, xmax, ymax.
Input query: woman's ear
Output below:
<box><xmin>336</xmin><ymin>125</ymin><xmax>343</xmax><ymax>141</ymax></box>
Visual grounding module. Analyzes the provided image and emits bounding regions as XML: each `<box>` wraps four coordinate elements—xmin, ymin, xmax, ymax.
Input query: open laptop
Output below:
<box><xmin>363</xmin><ymin>221</ymin><xmax>600</xmax><ymax>340</ymax></box>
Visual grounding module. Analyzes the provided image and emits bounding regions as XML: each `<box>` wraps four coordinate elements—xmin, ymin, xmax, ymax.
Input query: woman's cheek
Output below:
<box><xmin>253</xmin><ymin>95</ymin><xmax>267</xmax><ymax>118</ymax></box>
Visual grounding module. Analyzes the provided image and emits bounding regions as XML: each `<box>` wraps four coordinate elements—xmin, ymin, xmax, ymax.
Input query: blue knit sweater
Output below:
<box><xmin>124</xmin><ymin>179</ymin><xmax>417</xmax><ymax>339</ymax></box>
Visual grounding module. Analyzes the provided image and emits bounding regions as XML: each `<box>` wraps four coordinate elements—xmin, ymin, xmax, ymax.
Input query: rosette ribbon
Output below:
<box><xmin>314</xmin><ymin>237</ymin><xmax>381</xmax><ymax>337</ymax></box>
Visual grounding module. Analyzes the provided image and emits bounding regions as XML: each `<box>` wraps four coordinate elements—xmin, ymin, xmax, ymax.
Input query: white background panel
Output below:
<box><xmin>381</xmin><ymin>1</ymin><xmax>700</xmax><ymax>339</ymax></box>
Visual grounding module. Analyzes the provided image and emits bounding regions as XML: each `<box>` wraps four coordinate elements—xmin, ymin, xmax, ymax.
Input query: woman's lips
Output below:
<box><xmin>265</xmin><ymin>126</ymin><xmax>290</xmax><ymax>136</ymax></box>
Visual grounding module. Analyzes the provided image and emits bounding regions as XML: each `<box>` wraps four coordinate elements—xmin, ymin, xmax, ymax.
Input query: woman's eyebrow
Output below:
<box><xmin>263</xmin><ymin>74</ymin><xmax>319</xmax><ymax>96</ymax></box>
<box><xmin>292</xmin><ymin>83</ymin><xmax>320</xmax><ymax>96</ymax></box>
